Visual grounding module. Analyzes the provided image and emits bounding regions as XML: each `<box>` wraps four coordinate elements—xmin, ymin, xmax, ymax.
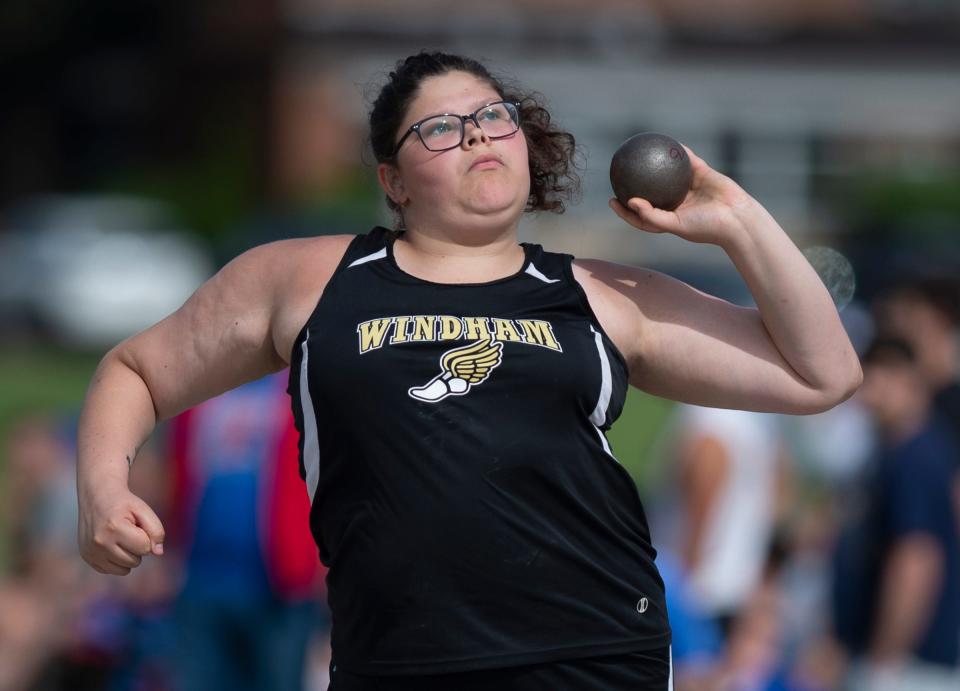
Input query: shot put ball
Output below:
<box><xmin>610</xmin><ymin>133</ymin><xmax>692</xmax><ymax>211</ymax></box>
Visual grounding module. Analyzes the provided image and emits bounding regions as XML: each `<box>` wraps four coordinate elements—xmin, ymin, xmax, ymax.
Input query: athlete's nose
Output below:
<box><xmin>462</xmin><ymin>118</ymin><xmax>491</xmax><ymax>149</ymax></box>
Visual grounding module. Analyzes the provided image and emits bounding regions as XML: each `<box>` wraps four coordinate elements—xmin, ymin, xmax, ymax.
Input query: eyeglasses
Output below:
<box><xmin>392</xmin><ymin>100</ymin><xmax>521</xmax><ymax>155</ymax></box>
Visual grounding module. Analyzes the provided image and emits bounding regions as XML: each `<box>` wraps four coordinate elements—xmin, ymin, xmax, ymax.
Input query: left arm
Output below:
<box><xmin>868</xmin><ymin>534</ymin><xmax>944</xmax><ymax>664</ymax></box>
<box><xmin>575</xmin><ymin>146</ymin><xmax>861</xmax><ymax>414</ymax></box>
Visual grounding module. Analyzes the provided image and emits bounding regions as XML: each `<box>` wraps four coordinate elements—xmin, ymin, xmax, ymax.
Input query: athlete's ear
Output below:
<box><xmin>377</xmin><ymin>163</ymin><xmax>408</xmax><ymax>207</ymax></box>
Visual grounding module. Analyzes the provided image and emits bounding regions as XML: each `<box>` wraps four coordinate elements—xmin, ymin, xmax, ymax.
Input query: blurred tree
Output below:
<box><xmin>835</xmin><ymin>169</ymin><xmax>960</xmax><ymax>301</ymax></box>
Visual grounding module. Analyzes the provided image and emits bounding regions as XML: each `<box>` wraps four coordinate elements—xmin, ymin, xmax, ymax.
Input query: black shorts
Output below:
<box><xmin>328</xmin><ymin>646</ymin><xmax>673</xmax><ymax>690</ymax></box>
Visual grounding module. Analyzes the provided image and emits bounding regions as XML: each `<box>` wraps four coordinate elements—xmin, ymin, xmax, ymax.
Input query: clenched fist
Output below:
<box><xmin>78</xmin><ymin>482</ymin><xmax>165</xmax><ymax>576</ymax></box>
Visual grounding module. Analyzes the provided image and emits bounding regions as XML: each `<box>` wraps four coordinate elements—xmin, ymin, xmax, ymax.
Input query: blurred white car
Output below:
<box><xmin>0</xmin><ymin>195</ymin><xmax>213</xmax><ymax>348</ymax></box>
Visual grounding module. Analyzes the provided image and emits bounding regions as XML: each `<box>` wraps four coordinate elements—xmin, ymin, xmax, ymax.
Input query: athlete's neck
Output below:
<box><xmin>394</xmin><ymin>227</ymin><xmax>524</xmax><ymax>284</ymax></box>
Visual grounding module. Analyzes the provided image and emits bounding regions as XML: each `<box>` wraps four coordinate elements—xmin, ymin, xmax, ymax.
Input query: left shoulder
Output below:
<box><xmin>571</xmin><ymin>257</ymin><xmax>660</xmax><ymax>293</ymax></box>
<box><xmin>571</xmin><ymin>257</ymin><xmax>739</xmax><ymax>328</ymax></box>
<box><xmin>571</xmin><ymin>256</ymin><xmax>721</xmax><ymax>299</ymax></box>
<box><xmin>569</xmin><ymin>258</ymin><xmax>663</xmax><ymax>366</ymax></box>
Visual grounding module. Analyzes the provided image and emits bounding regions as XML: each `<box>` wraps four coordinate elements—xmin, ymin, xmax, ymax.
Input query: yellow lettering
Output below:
<box><xmin>357</xmin><ymin>318</ymin><xmax>393</xmax><ymax>353</ymax></box>
<box><xmin>390</xmin><ymin>316</ymin><xmax>412</xmax><ymax>344</ymax></box>
<box><xmin>439</xmin><ymin>315</ymin><xmax>463</xmax><ymax>341</ymax></box>
<box><xmin>518</xmin><ymin>319</ymin><xmax>561</xmax><ymax>351</ymax></box>
<box><xmin>463</xmin><ymin>316</ymin><xmax>491</xmax><ymax>341</ymax></box>
<box><xmin>410</xmin><ymin>316</ymin><xmax>436</xmax><ymax>342</ymax></box>
<box><xmin>492</xmin><ymin>318</ymin><xmax>523</xmax><ymax>343</ymax></box>
<box><xmin>361</xmin><ymin>316</ymin><xmax>560</xmax><ymax>352</ymax></box>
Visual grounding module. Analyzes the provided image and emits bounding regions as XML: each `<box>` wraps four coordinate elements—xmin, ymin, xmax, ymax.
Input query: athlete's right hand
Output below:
<box><xmin>78</xmin><ymin>482</ymin><xmax>165</xmax><ymax>576</ymax></box>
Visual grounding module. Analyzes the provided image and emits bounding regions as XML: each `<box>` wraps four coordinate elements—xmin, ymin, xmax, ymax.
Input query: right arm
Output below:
<box><xmin>77</xmin><ymin>235</ymin><xmax>352</xmax><ymax>575</ymax></box>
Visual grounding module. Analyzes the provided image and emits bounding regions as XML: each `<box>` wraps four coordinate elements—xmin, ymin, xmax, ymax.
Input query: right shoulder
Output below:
<box><xmin>243</xmin><ymin>234</ymin><xmax>355</xmax><ymax>362</ymax></box>
<box><xmin>228</xmin><ymin>234</ymin><xmax>355</xmax><ymax>279</ymax></box>
<box><xmin>215</xmin><ymin>233</ymin><xmax>354</xmax><ymax>308</ymax></box>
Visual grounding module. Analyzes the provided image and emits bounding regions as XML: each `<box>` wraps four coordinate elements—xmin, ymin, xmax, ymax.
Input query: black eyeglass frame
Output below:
<box><xmin>391</xmin><ymin>100</ymin><xmax>522</xmax><ymax>156</ymax></box>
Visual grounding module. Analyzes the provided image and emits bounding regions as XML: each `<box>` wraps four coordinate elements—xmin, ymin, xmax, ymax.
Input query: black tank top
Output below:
<box><xmin>288</xmin><ymin>227</ymin><xmax>670</xmax><ymax>675</ymax></box>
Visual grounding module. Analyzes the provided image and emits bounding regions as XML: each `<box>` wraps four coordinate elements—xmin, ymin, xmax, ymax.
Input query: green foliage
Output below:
<box><xmin>834</xmin><ymin>168</ymin><xmax>960</xmax><ymax>241</ymax></box>
<box><xmin>0</xmin><ymin>347</ymin><xmax>101</xmax><ymax>435</ymax></box>
<box><xmin>607</xmin><ymin>389</ymin><xmax>675</xmax><ymax>488</ymax></box>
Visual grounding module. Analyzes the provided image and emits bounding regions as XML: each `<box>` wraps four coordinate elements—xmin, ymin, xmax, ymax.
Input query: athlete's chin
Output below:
<box><xmin>461</xmin><ymin>190</ymin><xmax>526</xmax><ymax>218</ymax></box>
<box><xmin>464</xmin><ymin>177</ymin><xmax>526</xmax><ymax>206</ymax></box>
<box><xmin>460</xmin><ymin>201</ymin><xmax>525</xmax><ymax>227</ymax></box>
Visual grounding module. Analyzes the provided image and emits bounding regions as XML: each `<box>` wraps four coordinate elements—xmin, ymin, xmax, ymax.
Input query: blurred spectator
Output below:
<box><xmin>670</xmin><ymin>405</ymin><xmax>789</xmax><ymax>638</ymax></box>
<box><xmin>874</xmin><ymin>276</ymin><xmax>960</xmax><ymax>517</ymax></box>
<box><xmin>781</xmin><ymin>398</ymin><xmax>874</xmax><ymax>492</ymax></box>
<box><xmin>654</xmin><ymin>550</ymin><xmax>725</xmax><ymax>689</ymax></box>
<box><xmin>874</xmin><ymin>275</ymin><xmax>960</xmax><ymax>433</ymax></box>
<box><xmin>167</xmin><ymin>371</ymin><xmax>327</xmax><ymax>691</ymax></box>
<box><xmin>721</xmin><ymin>570</ymin><xmax>789</xmax><ymax>691</ymax></box>
<box><xmin>0</xmin><ymin>415</ymin><xmax>75</xmax><ymax>690</ymax></box>
<box><xmin>2</xmin><ymin>415</ymin><xmax>76</xmax><ymax>575</ymax></box>
<box><xmin>832</xmin><ymin>337</ymin><xmax>960</xmax><ymax>690</ymax></box>
<box><xmin>0</xmin><ymin>414</ymin><xmax>173</xmax><ymax>691</ymax></box>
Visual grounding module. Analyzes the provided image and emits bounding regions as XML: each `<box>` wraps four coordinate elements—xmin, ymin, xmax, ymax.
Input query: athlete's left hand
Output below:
<box><xmin>608</xmin><ymin>145</ymin><xmax>759</xmax><ymax>247</ymax></box>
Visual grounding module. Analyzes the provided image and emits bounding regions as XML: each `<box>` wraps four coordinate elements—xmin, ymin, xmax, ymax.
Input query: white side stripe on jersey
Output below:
<box><xmin>593</xmin><ymin>425</ymin><xmax>615</xmax><ymax>457</ymax></box>
<box><xmin>588</xmin><ymin>324</ymin><xmax>619</xmax><ymax>462</ymax></box>
<box><xmin>300</xmin><ymin>329</ymin><xmax>321</xmax><ymax>502</ymax></box>
<box><xmin>347</xmin><ymin>247</ymin><xmax>387</xmax><ymax>268</ymax></box>
<box><xmin>588</xmin><ymin>325</ymin><xmax>612</xmax><ymax>427</ymax></box>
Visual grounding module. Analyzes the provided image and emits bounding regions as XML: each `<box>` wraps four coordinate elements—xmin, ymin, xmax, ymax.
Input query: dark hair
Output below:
<box><xmin>881</xmin><ymin>275</ymin><xmax>960</xmax><ymax>326</ymax></box>
<box><xmin>368</xmin><ymin>51</ymin><xmax>580</xmax><ymax>218</ymax></box>
<box><xmin>861</xmin><ymin>337</ymin><xmax>915</xmax><ymax>368</ymax></box>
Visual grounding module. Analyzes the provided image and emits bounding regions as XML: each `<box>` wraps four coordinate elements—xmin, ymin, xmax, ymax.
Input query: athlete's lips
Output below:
<box><xmin>469</xmin><ymin>153</ymin><xmax>503</xmax><ymax>171</ymax></box>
